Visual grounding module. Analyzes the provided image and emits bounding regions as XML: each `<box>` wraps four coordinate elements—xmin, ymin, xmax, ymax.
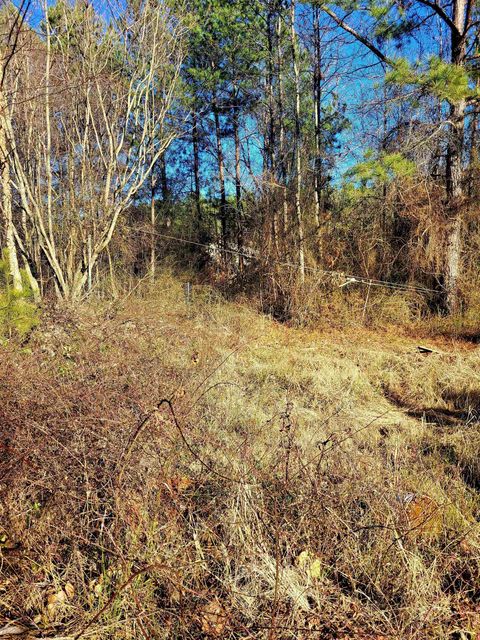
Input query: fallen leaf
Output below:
<box><xmin>200</xmin><ymin>599</ymin><xmax>227</xmax><ymax>637</ymax></box>
<box><xmin>48</xmin><ymin>590</ymin><xmax>67</xmax><ymax>605</ymax></box>
<box><xmin>46</xmin><ymin>589</ymin><xmax>68</xmax><ymax>620</ymax></box>
<box><xmin>173</xmin><ymin>386</ymin><xmax>186</xmax><ymax>399</ymax></box>
<box><xmin>405</xmin><ymin>494</ymin><xmax>442</xmax><ymax>538</ymax></box>
<box><xmin>64</xmin><ymin>582</ymin><xmax>74</xmax><ymax>600</ymax></box>
<box><xmin>89</xmin><ymin>579</ymin><xmax>103</xmax><ymax>597</ymax></box>
<box><xmin>309</xmin><ymin>557</ymin><xmax>323</xmax><ymax>579</ymax></box>
<box><xmin>296</xmin><ymin>550</ymin><xmax>323</xmax><ymax>578</ymax></box>
<box><xmin>167</xmin><ymin>474</ymin><xmax>193</xmax><ymax>494</ymax></box>
<box><xmin>296</xmin><ymin>550</ymin><xmax>311</xmax><ymax>568</ymax></box>
<box><xmin>0</xmin><ymin>623</ymin><xmax>29</xmax><ymax>637</ymax></box>
<box><xmin>460</xmin><ymin>537</ymin><xmax>473</xmax><ymax>553</ymax></box>
<box><xmin>170</xmin><ymin>587</ymin><xmax>182</xmax><ymax>604</ymax></box>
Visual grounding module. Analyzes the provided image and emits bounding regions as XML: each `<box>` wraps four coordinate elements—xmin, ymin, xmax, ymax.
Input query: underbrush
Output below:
<box><xmin>0</xmin><ymin>251</ymin><xmax>39</xmax><ymax>340</ymax></box>
<box><xmin>232</xmin><ymin>260</ymin><xmax>480</xmax><ymax>338</ymax></box>
<box><xmin>239</xmin><ymin>265</ymin><xmax>430</xmax><ymax>329</ymax></box>
<box><xmin>1</xmin><ymin>273</ymin><xmax>480</xmax><ymax>639</ymax></box>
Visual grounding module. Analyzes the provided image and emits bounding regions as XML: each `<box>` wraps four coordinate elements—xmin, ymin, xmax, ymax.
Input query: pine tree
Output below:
<box><xmin>316</xmin><ymin>0</ymin><xmax>480</xmax><ymax>312</ymax></box>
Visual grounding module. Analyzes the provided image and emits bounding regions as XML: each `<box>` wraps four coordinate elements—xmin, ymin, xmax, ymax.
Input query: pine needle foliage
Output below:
<box><xmin>386</xmin><ymin>57</ymin><xmax>479</xmax><ymax>104</ymax></box>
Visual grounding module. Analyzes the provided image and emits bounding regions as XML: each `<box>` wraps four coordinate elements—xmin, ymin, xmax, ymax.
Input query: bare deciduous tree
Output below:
<box><xmin>0</xmin><ymin>0</ymin><xmax>31</xmax><ymax>293</ymax></box>
<box><xmin>4</xmin><ymin>0</ymin><xmax>186</xmax><ymax>299</ymax></box>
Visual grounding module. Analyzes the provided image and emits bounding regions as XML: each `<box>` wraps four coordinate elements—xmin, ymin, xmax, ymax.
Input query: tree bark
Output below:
<box><xmin>265</xmin><ymin>3</ymin><xmax>279</xmax><ymax>255</ymax></box>
<box><xmin>192</xmin><ymin>110</ymin><xmax>202</xmax><ymax>226</ymax></box>
<box><xmin>313</xmin><ymin>5</ymin><xmax>323</xmax><ymax>258</ymax></box>
<box><xmin>0</xmin><ymin>91</ymin><xmax>22</xmax><ymax>293</ymax></box>
<box><xmin>276</xmin><ymin>11</ymin><xmax>288</xmax><ymax>250</ymax></box>
<box><xmin>232</xmin><ymin>98</ymin><xmax>244</xmax><ymax>268</ymax></box>
<box><xmin>150</xmin><ymin>169</ymin><xmax>157</xmax><ymax>282</ymax></box>
<box><xmin>467</xmin><ymin>80</ymin><xmax>478</xmax><ymax>197</ymax></box>
<box><xmin>212</xmin><ymin>90</ymin><xmax>227</xmax><ymax>254</ymax></box>
<box><xmin>159</xmin><ymin>155</ymin><xmax>168</xmax><ymax>202</ymax></box>
<box><xmin>290</xmin><ymin>0</ymin><xmax>305</xmax><ymax>281</ymax></box>
<box><xmin>266</xmin><ymin>5</ymin><xmax>276</xmax><ymax>176</ymax></box>
<box><xmin>444</xmin><ymin>0</ymin><xmax>467</xmax><ymax>313</ymax></box>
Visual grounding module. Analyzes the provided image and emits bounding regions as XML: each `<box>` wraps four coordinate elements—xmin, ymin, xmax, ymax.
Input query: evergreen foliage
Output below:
<box><xmin>386</xmin><ymin>57</ymin><xmax>479</xmax><ymax>104</ymax></box>
<box><xmin>345</xmin><ymin>150</ymin><xmax>416</xmax><ymax>191</ymax></box>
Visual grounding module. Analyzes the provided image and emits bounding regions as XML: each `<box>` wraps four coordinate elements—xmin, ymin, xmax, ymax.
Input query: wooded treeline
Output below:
<box><xmin>0</xmin><ymin>0</ymin><xmax>479</xmax><ymax>315</ymax></box>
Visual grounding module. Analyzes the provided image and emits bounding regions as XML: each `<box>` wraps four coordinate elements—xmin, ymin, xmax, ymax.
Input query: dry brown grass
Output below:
<box><xmin>1</xmin><ymin>272</ymin><xmax>480</xmax><ymax>639</ymax></box>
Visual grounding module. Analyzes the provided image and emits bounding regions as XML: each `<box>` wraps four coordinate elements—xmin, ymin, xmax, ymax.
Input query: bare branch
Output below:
<box><xmin>321</xmin><ymin>5</ymin><xmax>390</xmax><ymax>66</ymax></box>
<box><xmin>415</xmin><ymin>0</ymin><xmax>461</xmax><ymax>36</ymax></box>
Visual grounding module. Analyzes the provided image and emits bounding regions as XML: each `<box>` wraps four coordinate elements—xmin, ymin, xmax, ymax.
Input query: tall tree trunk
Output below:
<box><xmin>444</xmin><ymin>100</ymin><xmax>465</xmax><ymax>313</ymax></box>
<box><xmin>212</xmin><ymin>90</ymin><xmax>227</xmax><ymax>254</ymax></box>
<box><xmin>290</xmin><ymin>0</ymin><xmax>305</xmax><ymax>281</ymax></box>
<box><xmin>444</xmin><ymin>0</ymin><xmax>467</xmax><ymax>313</ymax></box>
<box><xmin>265</xmin><ymin>4</ymin><xmax>279</xmax><ymax>255</ymax></box>
<box><xmin>159</xmin><ymin>154</ymin><xmax>171</xmax><ymax>228</ymax></box>
<box><xmin>44</xmin><ymin>6</ymin><xmax>55</xmax><ymax>256</ymax></box>
<box><xmin>150</xmin><ymin>169</ymin><xmax>157</xmax><ymax>282</ymax></box>
<box><xmin>11</xmin><ymin>223</ymin><xmax>40</xmax><ymax>300</ymax></box>
<box><xmin>192</xmin><ymin>110</ymin><xmax>202</xmax><ymax>227</ymax></box>
<box><xmin>266</xmin><ymin>5</ymin><xmax>276</xmax><ymax>176</ymax></box>
<box><xmin>313</xmin><ymin>5</ymin><xmax>323</xmax><ymax>256</ymax></box>
<box><xmin>107</xmin><ymin>245</ymin><xmax>117</xmax><ymax>298</ymax></box>
<box><xmin>276</xmin><ymin>11</ymin><xmax>288</xmax><ymax>250</ymax></box>
<box><xmin>232</xmin><ymin>98</ymin><xmax>244</xmax><ymax>269</ymax></box>
<box><xmin>0</xmin><ymin>92</ymin><xmax>22</xmax><ymax>293</ymax></box>
<box><xmin>468</xmin><ymin>81</ymin><xmax>478</xmax><ymax>197</ymax></box>
<box><xmin>159</xmin><ymin>155</ymin><xmax>168</xmax><ymax>201</ymax></box>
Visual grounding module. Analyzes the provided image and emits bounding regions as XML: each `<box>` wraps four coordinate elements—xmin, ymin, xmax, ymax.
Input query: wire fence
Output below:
<box><xmin>137</xmin><ymin>228</ymin><xmax>441</xmax><ymax>296</ymax></box>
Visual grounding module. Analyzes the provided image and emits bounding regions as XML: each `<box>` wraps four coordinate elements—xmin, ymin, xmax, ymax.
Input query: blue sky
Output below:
<box><xmin>18</xmin><ymin>0</ymin><xmax>445</xmax><ymax>198</ymax></box>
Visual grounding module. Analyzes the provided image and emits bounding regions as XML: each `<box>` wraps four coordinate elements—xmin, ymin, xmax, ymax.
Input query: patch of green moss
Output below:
<box><xmin>0</xmin><ymin>249</ymin><xmax>39</xmax><ymax>340</ymax></box>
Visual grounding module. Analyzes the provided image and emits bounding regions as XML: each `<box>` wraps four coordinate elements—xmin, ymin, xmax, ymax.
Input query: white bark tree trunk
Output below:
<box><xmin>0</xmin><ymin>91</ymin><xmax>22</xmax><ymax>293</ymax></box>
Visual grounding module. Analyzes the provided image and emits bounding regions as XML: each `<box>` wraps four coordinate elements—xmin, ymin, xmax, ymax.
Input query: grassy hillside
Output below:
<box><xmin>1</xmin><ymin>273</ymin><xmax>480</xmax><ymax>639</ymax></box>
